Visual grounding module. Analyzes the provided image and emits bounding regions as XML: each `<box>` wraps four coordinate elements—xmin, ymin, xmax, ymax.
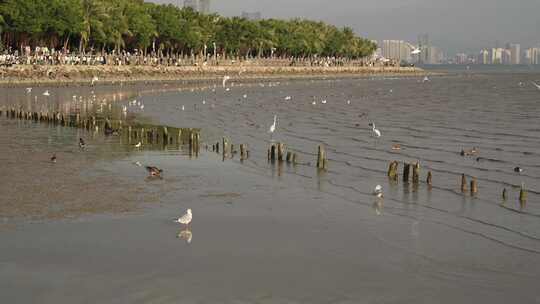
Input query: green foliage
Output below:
<box><xmin>0</xmin><ymin>0</ymin><xmax>376</xmax><ymax>58</ymax></box>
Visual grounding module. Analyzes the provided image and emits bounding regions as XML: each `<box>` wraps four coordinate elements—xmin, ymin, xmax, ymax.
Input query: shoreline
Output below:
<box><xmin>0</xmin><ymin>64</ymin><xmax>430</xmax><ymax>87</ymax></box>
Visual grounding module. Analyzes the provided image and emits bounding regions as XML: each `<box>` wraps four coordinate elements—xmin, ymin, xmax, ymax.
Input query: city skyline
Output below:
<box><xmin>153</xmin><ymin>0</ymin><xmax>540</xmax><ymax>55</ymax></box>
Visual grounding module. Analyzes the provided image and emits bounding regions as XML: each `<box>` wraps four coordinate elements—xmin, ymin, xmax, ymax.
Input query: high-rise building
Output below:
<box><xmin>491</xmin><ymin>48</ymin><xmax>503</xmax><ymax>64</ymax></box>
<box><xmin>241</xmin><ymin>11</ymin><xmax>262</xmax><ymax>21</ymax></box>
<box><xmin>455</xmin><ymin>53</ymin><xmax>467</xmax><ymax>65</ymax></box>
<box><xmin>509</xmin><ymin>44</ymin><xmax>521</xmax><ymax>64</ymax></box>
<box><xmin>199</xmin><ymin>0</ymin><xmax>210</xmax><ymax>14</ymax></box>
<box><xmin>381</xmin><ymin>40</ymin><xmax>411</xmax><ymax>63</ymax></box>
<box><xmin>478</xmin><ymin>49</ymin><xmax>490</xmax><ymax>64</ymax></box>
<box><xmin>183</xmin><ymin>0</ymin><xmax>198</xmax><ymax>10</ymax></box>
<box><xmin>502</xmin><ymin>49</ymin><xmax>512</xmax><ymax>65</ymax></box>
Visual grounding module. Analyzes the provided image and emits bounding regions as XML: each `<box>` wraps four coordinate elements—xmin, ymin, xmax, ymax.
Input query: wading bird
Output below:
<box><xmin>373</xmin><ymin>185</ymin><xmax>383</xmax><ymax>198</ymax></box>
<box><xmin>146</xmin><ymin>166</ymin><xmax>163</xmax><ymax>177</ymax></box>
<box><xmin>222</xmin><ymin>75</ymin><xmax>231</xmax><ymax>87</ymax></box>
<box><xmin>369</xmin><ymin>122</ymin><xmax>381</xmax><ymax>138</ymax></box>
<box><xmin>268</xmin><ymin>115</ymin><xmax>277</xmax><ymax>140</ymax></box>
<box><xmin>43</xmin><ymin>90</ymin><xmax>50</xmax><ymax>96</ymax></box>
<box><xmin>175</xmin><ymin>209</ymin><xmax>193</xmax><ymax>227</ymax></box>
<box><xmin>79</xmin><ymin>138</ymin><xmax>86</xmax><ymax>149</ymax></box>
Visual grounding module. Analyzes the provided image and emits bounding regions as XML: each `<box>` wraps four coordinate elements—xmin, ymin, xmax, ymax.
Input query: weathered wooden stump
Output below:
<box><xmin>270</xmin><ymin>144</ymin><xmax>277</xmax><ymax>162</ymax></box>
<box><xmin>470</xmin><ymin>178</ymin><xmax>478</xmax><ymax>195</ymax></box>
<box><xmin>461</xmin><ymin>174</ymin><xmax>468</xmax><ymax>193</ymax></box>
<box><xmin>519</xmin><ymin>184</ymin><xmax>527</xmax><ymax>204</ymax></box>
<box><xmin>240</xmin><ymin>144</ymin><xmax>247</xmax><ymax>160</ymax></box>
<box><xmin>286</xmin><ymin>151</ymin><xmax>292</xmax><ymax>163</ymax></box>
<box><xmin>502</xmin><ymin>188</ymin><xmax>507</xmax><ymax>201</ymax></box>
<box><xmin>426</xmin><ymin>171</ymin><xmax>433</xmax><ymax>187</ymax></box>
<box><xmin>292</xmin><ymin>153</ymin><xmax>298</xmax><ymax>165</ymax></box>
<box><xmin>317</xmin><ymin>145</ymin><xmax>327</xmax><ymax>170</ymax></box>
<box><xmin>412</xmin><ymin>162</ymin><xmax>420</xmax><ymax>184</ymax></box>
<box><xmin>403</xmin><ymin>163</ymin><xmax>411</xmax><ymax>182</ymax></box>
<box><xmin>277</xmin><ymin>143</ymin><xmax>285</xmax><ymax>161</ymax></box>
<box><xmin>387</xmin><ymin>161</ymin><xmax>399</xmax><ymax>180</ymax></box>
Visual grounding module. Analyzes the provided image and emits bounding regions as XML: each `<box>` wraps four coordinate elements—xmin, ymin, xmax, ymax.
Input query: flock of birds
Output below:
<box><xmin>31</xmin><ymin>74</ymin><xmax>538</xmax><ymax>229</ymax></box>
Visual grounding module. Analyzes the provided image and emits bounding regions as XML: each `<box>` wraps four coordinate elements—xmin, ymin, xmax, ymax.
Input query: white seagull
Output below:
<box><xmin>369</xmin><ymin>122</ymin><xmax>381</xmax><ymax>137</ymax></box>
<box><xmin>135</xmin><ymin>142</ymin><xmax>142</xmax><ymax>148</ymax></box>
<box><xmin>406</xmin><ymin>42</ymin><xmax>422</xmax><ymax>55</ymax></box>
<box><xmin>222</xmin><ymin>75</ymin><xmax>231</xmax><ymax>88</ymax></box>
<box><xmin>284</xmin><ymin>96</ymin><xmax>292</xmax><ymax>101</ymax></box>
<box><xmin>321</xmin><ymin>99</ymin><xmax>327</xmax><ymax>104</ymax></box>
<box><xmin>25</xmin><ymin>87</ymin><xmax>32</xmax><ymax>93</ymax></box>
<box><xmin>91</xmin><ymin>76</ymin><xmax>99</xmax><ymax>86</ymax></box>
<box><xmin>532</xmin><ymin>82</ymin><xmax>540</xmax><ymax>90</ymax></box>
<box><xmin>181</xmin><ymin>105</ymin><xmax>185</xmax><ymax>111</ymax></box>
<box><xmin>43</xmin><ymin>90</ymin><xmax>50</xmax><ymax>96</ymax></box>
<box><xmin>373</xmin><ymin>185</ymin><xmax>383</xmax><ymax>198</ymax></box>
<box><xmin>175</xmin><ymin>209</ymin><xmax>193</xmax><ymax>226</ymax></box>
<box><xmin>269</xmin><ymin>115</ymin><xmax>277</xmax><ymax>139</ymax></box>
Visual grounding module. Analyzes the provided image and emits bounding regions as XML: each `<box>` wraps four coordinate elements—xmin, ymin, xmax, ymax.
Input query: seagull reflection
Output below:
<box><xmin>372</xmin><ymin>197</ymin><xmax>383</xmax><ymax>215</ymax></box>
<box><xmin>177</xmin><ymin>228</ymin><xmax>193</xmax><ymax>244</ymax></box>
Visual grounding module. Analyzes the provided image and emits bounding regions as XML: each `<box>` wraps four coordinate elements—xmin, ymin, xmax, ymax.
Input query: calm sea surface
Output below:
<box><xmin>0</xmin><ymin>68</ymin><xmax>539</xmax><ymax>303</ymax></box>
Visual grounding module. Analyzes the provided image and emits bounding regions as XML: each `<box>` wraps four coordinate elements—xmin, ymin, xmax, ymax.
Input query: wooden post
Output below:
<box><xmin>502</xmin><ymin>188</ymin><xmax>507</xmax><ymax>201</ymax></box>
<box><xmin>412</xmin><ymin>162</ymin><xmax>420</xmax><ymax>184</ymax></box>
<box><xmin>270</xmin><ymin>144</ymin><xmax>277</xmax><ymax>162</ymax></box>
<box><xmin>387</xmin><ymin>161</ymin><xmax>398</xmax><ymax>180</ymax></box>
<box><xmin>277</xmin><ymin>143</ymin><xmax>285</xmax><ymax>161</ymax></box>
<box><xmin>240</xmin><ymin>144</ymin><xmax>246</xmax><ymax>160</ymax></box>
<box><xmin>317</xmin><ymin>145</ymin><xmax>327</xmax><ymax>170</ymax></box>
<box><xmin>461</xmin><ymin>174</ymin><xmax>467</xmax><ymax>192</ymax></box>
<box><xmin>519</xmin><ymin>184</ymin><xmax>527</xmax><ymax>204</ymax></box>
<box><xmin>426</xmin><ymin>171</ymin><xmax>433</xmax><ymax>186</ymax></box>
<box><xmin>403</xmin><ymin>163</ymin><xmax>411</xmax><ymax>182</ymax></box>
<box><xmin>470</xmin><ymin>177</ymin><xmax>478</xmax><ymax>195</ymax></box>
<box><xmin>292</xmin><ymin>153</ymin><xmax>297</xmax><ymax>165</ymax></box>
<box><xmin>222</xmin><ymin>137</ymin><xmax>227</xmax><ymax>158</ymax></box>
<box><xmin>286</xmin><ymin>151</ymin><xmax>292</xmax><ymax>163</ymax></box>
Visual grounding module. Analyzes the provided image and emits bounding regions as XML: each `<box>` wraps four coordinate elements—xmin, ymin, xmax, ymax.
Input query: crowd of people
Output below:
<box><xmin>0</xmin><ymin>46</ymin><xmax>392</xmax><ymax>68</ymax></box>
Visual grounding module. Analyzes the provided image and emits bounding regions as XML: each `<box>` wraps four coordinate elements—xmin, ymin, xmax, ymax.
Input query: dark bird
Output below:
<box><xmin>79</xmin><ymin>138</ymin><xmax>86</xmax><ymax>149</ymax></box>
<box><xmin>104</xmin><ymin>126</ymin><xmax>119</xmax><ymax>136</ymax></box>
<box><xmin>50</xmin><ymin>154</ymin><xmax>57</xmax><ymax>163</ymax></box>
<box><xmin>145</xmin><ymin>166</ymin><xmax>163</xmax><ymax>177</ymax></box>
<box><xmin>514</xmin><ymin>167</ymin><xmax>523</xmax><ymax>173</ymax></box>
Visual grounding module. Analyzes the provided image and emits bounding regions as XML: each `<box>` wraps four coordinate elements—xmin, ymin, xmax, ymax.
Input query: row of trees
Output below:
<box><xmin>0</xmin><ymin>0</ymin><xmax>377</xmax><ymax>58</ymax></box>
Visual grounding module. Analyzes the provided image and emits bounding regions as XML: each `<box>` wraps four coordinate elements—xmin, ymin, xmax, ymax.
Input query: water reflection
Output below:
<box><xmin>177</xmin><ymin>228</ymin><xmax>193</xmax><ymax>244</ymax></box>
<box><xmin>372</xmin><ymin>197</ymin><xmax>384</xmax><ymax>215</ymax></box>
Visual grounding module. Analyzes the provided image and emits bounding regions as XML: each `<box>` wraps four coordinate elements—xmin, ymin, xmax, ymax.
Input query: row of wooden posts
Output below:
<box><xmin>388</xmin><ymin>160</ymin><xmax>527</xmax><ymax>203</ymax></box>
<box><xmin>1</xmin><ymin>106</ymin><xmax>201</xmax><ymax>154</ymax></box>
<box><xmin>211</xmin><ymin>137</ymin><xmax>250</xmax><ymax>161</ymax></box>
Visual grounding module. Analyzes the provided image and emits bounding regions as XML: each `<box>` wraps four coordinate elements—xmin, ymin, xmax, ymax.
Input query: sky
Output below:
<box><xmin>152</xmin><ymin>0</ymin><xmax>540</xmax><ymax>55</ymax></box>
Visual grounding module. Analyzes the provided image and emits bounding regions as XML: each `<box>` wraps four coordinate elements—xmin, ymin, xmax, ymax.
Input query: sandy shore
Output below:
<box><xmin>0</xmin><ymin>64</ymin><xmax>426</xmax><ymax>87</ymax></box>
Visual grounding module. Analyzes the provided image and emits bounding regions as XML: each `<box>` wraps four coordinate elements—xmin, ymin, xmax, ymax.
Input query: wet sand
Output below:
<box><xmin>0</xmin><ymin>72</ymin><xmax>539</xmax><ymax>303</ymax></box>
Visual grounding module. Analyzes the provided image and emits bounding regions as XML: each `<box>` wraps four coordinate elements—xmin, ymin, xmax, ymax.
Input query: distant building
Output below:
<box><xmin>425</xmin><ymin>46</ymin><xmax>443</xmax><ymax>64</ymax></box>
<box><xmin>501</xmin><ymin>48</ymin><xmax>512</xmax><ymax>65</ymax></box>
<box><xmin>381</xmin><ymin>40</ymin><xmax>411</xmax><ymax>63</ymax></box>
<box><xmin>478</xmin><ymin>49</ymin><xmax>490</xmax><ymax>64</ymax></box>
<box><xmin>509</xmin><ymin>44</ymin><xmax>521</xmax><ymax>65</ymax></box>
<box><xmin>455</xmin><ymin>53</ymin><xmax>467</xmax><ymax>65</ymax></box>
<box><xmin>183</xmin><ymin>0</ymin><xmax>210</xmax><ymax>14</ymax></box>
<box><xmin>525</xmin><ymin>47</ymin><xmax>540</xmax><ymax>65</ymax></box>
<box><xmin>491</xmin><ymin>48</ymin><xmax>503</xmax><ymax>64</ymax></box>
<box><xmin>199</xmin><ymin>0</ymin><xmax>210</xmax><ymax>14</ymax></box>
<box><xmin>183</xmin><ymin>0</ymin><xmax>197</xmax><ymax>10</ymax></box>
<box><xmin>241</xmin><ymin>11</ymin><xmax>262</xmax><ymax>21</ymax></box>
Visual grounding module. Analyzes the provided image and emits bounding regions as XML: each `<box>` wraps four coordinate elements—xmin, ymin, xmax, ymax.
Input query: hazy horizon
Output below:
<box><xmin>151</xmin><ymin>0</ymin><xmax>540</xmax><ymax>55</ymax></box>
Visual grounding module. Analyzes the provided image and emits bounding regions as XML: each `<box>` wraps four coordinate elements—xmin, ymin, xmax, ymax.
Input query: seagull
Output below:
<box><xmin>243</xmin><ymin>94</ymin><xmax>248</xmax><ymax>99</ymax></box>
<box><xmin>514</xmin><ymin>167</ymin><xmax>523</xmax><ymax>173</ymax></box>
<box><xmin>145</xmin><ymin>166</ymin><xmax>163</xmax><ymax>177</ymax></box>
<box><xmin>175</xmin><ymin>209</ymin><xmax>193</xmax><ymax>226</ymax></box>
<box><xmin>225</xmin><ymin>88</ymin><xmax>231</xmax><ymax>92</ymax></box>
<box><xmin>269</xmin><ymin>115</ymin><xmax>277</xmax><ymax>139</ymax></box>
<box><xmin>135</xmin><ymin>142</ymin><xmax>142</xmax><ymax>148</ymax></box>
<box><xmin>406</xmin><ymin>42</ymin><xmax>422</xmax><ymax>55</ymax></box>
<box><xmin>91</xmin><ymin>76</ymin><xmax>99</xmax><ymax>86</ymax></box>
<box><xmin>369</xmin><ymin>122</ymin><xmax>381</xmax><ymax>137</ymax></box>
<box><xmin>181</xmin><ymin>105</ymin><xmax>185</xmax><ymax>111</ymax></box>
<box><xmin>79</xmin><ymin>138</ymin><xmax>86</xmax><ymax>149</ymax></box>
<box><xmin>43</xmin><ymin>90</ymin><xmax>50</xmax><ymax>96</ymax></box>
<box><xmin>423</xmin><ymin>76</ymin><xmax>430</xmax><ymax>82</ymax></box>
<box><xmin>25</xmin><ymin>87</ymin><xmax>32</xmax><ymax>93</ymax></box>
<box><xmin>202</xmin><ymin>100</ymin><xmax>206</xmax><ymax>105</ymax></box>
<box><xmin>284</xmin><ymin>96</ymin><xmax>292</xmax><ymax>101</ymax></box>
<box><xmin>347</xmin><ymin>100</ymin><xmax>351</xmax><ymax>105</ymax></box>
<box><xmin>532</xmin><ymin>82</ymin><xmax>540</xmax><ymax>90</ymax></box>
<box><xmin>133</xmin><ymin>161</ymin><xmax>142</xmax><ymax>167</ymax></box>
<box><xmin>321</xmin><ymin>99</ymin><xmax>327</xmax><ymax>104</ymax></box>
<box><xmin>222</xmin><ymin>75</ymin><xmax>231</xmax><ymax>87</ymax></box>
<box><xmin>50</xmin><ymin>154</ymin><xmax>57</xmax><ymax>163</ymax></box>
<box><xmin>373</xmin><ymin>185</ymin><xmax>383</xmax><ymax>198</ymax></box>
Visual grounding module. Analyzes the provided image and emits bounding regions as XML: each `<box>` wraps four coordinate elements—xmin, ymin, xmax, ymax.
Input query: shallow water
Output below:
<box><xmin>0</xmin><ymin>72</ymin><xmax>539</xmax><ymax>303</ymax></box>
